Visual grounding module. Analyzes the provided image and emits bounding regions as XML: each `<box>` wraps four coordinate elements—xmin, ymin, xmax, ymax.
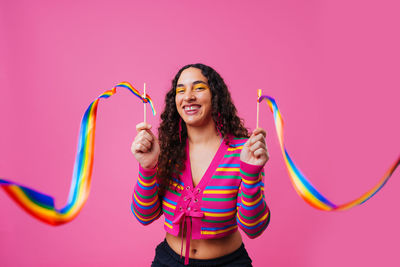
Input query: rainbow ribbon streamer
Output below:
<box><xmin>258</xmin><ymin>95</ymin><xmax>400</xmax><ymax>211</ymax></box>
<box><xmin>117</xmin><ymin>81</ymin><xmax>156</xmax><ymax>116</ymax></box>
<box><xmin>0</xmin><ymin>82</ymin><xmax>155</xmax><ymax>225</ymax></box>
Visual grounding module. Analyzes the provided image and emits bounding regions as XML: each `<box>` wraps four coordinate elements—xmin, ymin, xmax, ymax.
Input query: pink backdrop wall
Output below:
<box><xmin>1</xmin><ymin>0</ymin><xmax>399</xmax><ymax>266</ymax></box>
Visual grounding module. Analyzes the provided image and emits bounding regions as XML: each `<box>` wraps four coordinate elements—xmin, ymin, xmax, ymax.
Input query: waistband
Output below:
<box><xmin>157</xmin><ymin>238</ymin><xmax>250</xmax><ymax>266</ymax></box>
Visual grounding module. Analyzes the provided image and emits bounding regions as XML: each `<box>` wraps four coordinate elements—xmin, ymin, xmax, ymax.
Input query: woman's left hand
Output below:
<box><xmin>240</xmin><ymin>128</ymin><xmax>270</xmax><ymax>166</ymax></box>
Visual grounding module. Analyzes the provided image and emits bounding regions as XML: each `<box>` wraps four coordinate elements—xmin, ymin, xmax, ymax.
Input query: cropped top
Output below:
<box><xmin>131</xmin><ymin>136</ymin><xmax>270</xmax><ymax>264</ymax></box>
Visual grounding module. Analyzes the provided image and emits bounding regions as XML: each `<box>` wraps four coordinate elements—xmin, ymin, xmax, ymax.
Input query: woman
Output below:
<box><xmin>131</xmin><ymin>63</ymin><xmax>270</xmax><ymax>266</ymax></box>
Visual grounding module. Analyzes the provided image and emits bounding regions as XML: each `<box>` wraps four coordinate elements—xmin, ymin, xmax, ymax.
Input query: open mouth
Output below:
<box><xmin>183</xmin><ymin>104</ymin><xmax>201</xmax><ymax>114</ymax></box>
<box><xmin>183</xmin><ymin>105</ymin><xmax>200</xmax><ymax>111</ymax></box>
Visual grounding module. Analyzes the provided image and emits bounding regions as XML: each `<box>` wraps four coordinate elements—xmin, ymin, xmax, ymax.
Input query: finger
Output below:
<box><xmin>249</xmin><ymin>141</ymin><xmax>265</xmax><ymax>152</ymax></box>
<box><xmin>140</xmin><ymin>127</ymin><xmax>157</xmax><ymax>141</ymax></box>
<box><xmin>138</xmin><ymin>138</ymin><xmax>152</xmax><ymax>151</ymax></box>
<box><xmin>253</xmin><ymin>147</ymin><xmax>268</xmax><ymax>158</ymax></box>
<box><xmin>252</xmin><ymin>128</ymin><xmax>266</xmax><ymax>138</ymax></box>
<box><xmin>138</xmin><ymin>130</ymin><xmax>154</xmax><ymax>143</ymax></box>
<box><xmin>134</xmin><ymin>143</ymin><xmax>149</xmax><ymax>153</ymax></box>
<box><xmin>146</xmin><ymin>128</ymin><xmax>157</xmax><ymax>141</ymax></box>
<box><xmin>244</xmin><ymin>132</ymin><xmax>257</xmax><ymax>148</ymax></box>
<box><xmin>136</xmin><ymin>122</ymin><xmax>152</xmax><ymax>132</ymax></box>
<box><xmin>244</xmin><ymin>135</ymin><xmax>252</xmax><ymax>148</ymax></box>
<box><xmin>249</xmin><ymin>133</ymin><xmax>266</xmax><ymax>146</ymax></box>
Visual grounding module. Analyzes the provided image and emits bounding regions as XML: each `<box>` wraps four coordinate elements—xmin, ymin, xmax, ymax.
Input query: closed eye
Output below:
<box><xmin>193</xmin><ymin>85</ymin><xmax>209</xmax><ymax>91</ymax></box>
<box><xmin>176</xmin><ymin>87</ymin><xmax>186</xmax><ymax>94</ymax></box>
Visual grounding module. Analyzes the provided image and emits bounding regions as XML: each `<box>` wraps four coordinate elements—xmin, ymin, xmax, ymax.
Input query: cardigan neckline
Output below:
<box><xmin>184</xmin><ymin>136</ymin><xmax>229</xmax><ymax>191</ymax></box>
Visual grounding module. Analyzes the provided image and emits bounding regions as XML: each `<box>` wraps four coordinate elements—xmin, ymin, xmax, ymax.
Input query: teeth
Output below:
<box><xmin>185</xmin><ymin>106</ymin><xmax>200</xmax><ymax>111</ymax></box>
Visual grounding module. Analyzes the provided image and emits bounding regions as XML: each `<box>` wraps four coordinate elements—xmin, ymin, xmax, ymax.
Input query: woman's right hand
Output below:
<box><xmin>131</xmin><ymin>122</ymin><xmax>160</xmax><ymax>170</ymax></box>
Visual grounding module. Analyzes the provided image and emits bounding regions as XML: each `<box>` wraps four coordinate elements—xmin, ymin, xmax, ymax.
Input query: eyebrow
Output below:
<box><xmin>176</xmin><ymin>80</ymin><xmax>208</xmax><ymax>87</ymax></box>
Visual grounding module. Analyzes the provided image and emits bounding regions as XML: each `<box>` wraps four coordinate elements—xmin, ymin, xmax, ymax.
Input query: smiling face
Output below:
<box><xmin>175</xmin><ymin>67</ymin><xmax>214</xmax><ymax>128</ymax></box>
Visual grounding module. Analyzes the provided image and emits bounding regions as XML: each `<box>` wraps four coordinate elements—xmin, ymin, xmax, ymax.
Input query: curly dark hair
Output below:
<box><xmin>157</xmin><ymin>63</ymin><xmax>249</xmax><ymax>196</ymax></box>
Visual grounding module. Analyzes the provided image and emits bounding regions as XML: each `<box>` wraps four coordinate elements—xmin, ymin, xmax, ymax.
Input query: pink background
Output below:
<box><xmin>1</xmin><ymin>0</ymin><xmax>399</xmax><ymax>266</ymax></box>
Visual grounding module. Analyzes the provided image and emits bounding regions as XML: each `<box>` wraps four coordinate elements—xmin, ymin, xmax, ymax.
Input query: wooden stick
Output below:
<box><xmin>143</xmin><ymin>82</ymin><xmax>146</xmax><ymax>123</ymax></box>
<box><xmin>257</xmin><ymin>89</ymin><xmax>262</xmax><ymax>128</ymax></box>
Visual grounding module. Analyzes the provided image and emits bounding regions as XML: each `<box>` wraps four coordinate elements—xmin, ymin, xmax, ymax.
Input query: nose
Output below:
<box><xmin>184</xmin><ymin>90</ymin><xmax>196</xmax><ymax>101</ymax></box>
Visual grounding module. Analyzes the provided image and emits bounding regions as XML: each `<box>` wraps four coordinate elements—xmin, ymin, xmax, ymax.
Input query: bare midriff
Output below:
<box><xmin>165</xmin><ymin>230</ymin><xmax>243</xmax><ymax>259</ymax></box>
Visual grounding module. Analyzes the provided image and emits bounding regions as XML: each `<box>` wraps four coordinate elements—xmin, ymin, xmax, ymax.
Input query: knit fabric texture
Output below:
<box><xmin>131</xmin><ymin>136</ymin><xmax>271</xmax><ymax>240</ymax></box>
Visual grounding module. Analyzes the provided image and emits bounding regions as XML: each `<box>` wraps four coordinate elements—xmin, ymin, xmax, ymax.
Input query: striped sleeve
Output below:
<box><xmin>236</xmin><ymin>161</ymin><xmax>270</xmax><ymax>238</ymax></box>
<box><xmin>131</xmin><ymin>165</ymin><xmax>162</xmax><ymax>225</ymax></box>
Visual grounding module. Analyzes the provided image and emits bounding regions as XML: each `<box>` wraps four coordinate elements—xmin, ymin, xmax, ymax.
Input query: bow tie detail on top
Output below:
<box><xmin>172</xmin><ymin>186</ymin><xmax>204</xmax><ymax>265</ymax></box>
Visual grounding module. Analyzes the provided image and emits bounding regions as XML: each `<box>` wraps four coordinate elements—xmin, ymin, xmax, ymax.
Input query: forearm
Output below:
<box><xmin>237</xmin><ymin>161</ymin><xmax>270</xmax><ymax>238</ymax></box>
<box><xmin>131</xmin><ymin>165</ymin><xmax>162</xmax><ymax>225</ymax></box>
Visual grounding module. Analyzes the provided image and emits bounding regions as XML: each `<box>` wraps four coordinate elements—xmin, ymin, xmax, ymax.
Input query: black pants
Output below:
<box><xmin>151</xmin><ymin>239</ymin><xmax>253</xmax><ymax>267</ymax></box>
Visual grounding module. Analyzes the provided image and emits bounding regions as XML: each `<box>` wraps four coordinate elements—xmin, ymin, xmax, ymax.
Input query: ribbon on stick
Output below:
<box><xmin>0</xmin><ymin>82</ymin><xmax>155</xmax><ymax>225</ymax></box>
<box><xmin>258</xmin><ymin>94</ymin><xmax>400</xmax><ymax>211</ymax></box>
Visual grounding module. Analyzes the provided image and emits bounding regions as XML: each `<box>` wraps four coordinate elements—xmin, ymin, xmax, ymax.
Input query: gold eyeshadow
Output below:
<box><xmin>176</xmin><ymin>84</ymin><xmax>209</xmax><ymax>94</ymax></box>
<box><xmin>175</xmin><ymin>86</ymin><xmax>186</xmax><ymax>94</ymax></box>
<box><xmin>193</xmin><ymin>84</ymin><xmax>209</xmax><ymax>91</ymax></box>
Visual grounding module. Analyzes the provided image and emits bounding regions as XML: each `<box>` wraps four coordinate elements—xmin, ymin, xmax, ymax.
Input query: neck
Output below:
<box><xmin>186</xmin><ymin>120</ymin><xmax>220</xmax><ymax>145</ymax></box>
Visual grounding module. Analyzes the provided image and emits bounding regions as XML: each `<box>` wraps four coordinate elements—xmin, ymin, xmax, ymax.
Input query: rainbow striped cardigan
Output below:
<box><xmin>131</xmin><ymin>136</ymin><xmax>270</xmax><ymax>242</ymax></box>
